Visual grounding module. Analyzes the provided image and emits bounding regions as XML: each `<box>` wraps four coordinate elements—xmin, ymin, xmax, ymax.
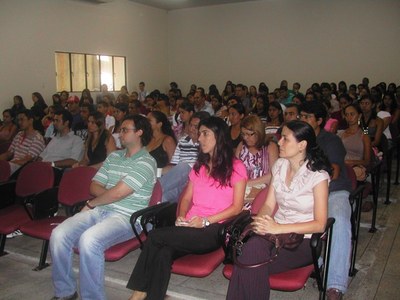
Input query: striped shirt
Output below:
<box><xmin>9</xmin><ymin>130</ymin><xmax>45</xmax><ymax>161</ymax></box>
<box><xmin>170</xmin><ymin>135</ymin><xmax>199</xmax><ymax>166</ymax></box>
<box><xmin>93</xmin><ymin>148</ymin><xmax>157</xmax><ymax>218</ymax></box>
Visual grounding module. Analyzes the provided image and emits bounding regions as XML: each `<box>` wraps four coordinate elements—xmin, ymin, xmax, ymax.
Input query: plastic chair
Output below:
<box><xmin>135</xmin><ymin>185</ymin><xmax>249</xmax><ymax>278</ymax></box>
<box><xmin>0</xmin><ymin>162</ymin><xmax>54</xmax><ymax>257</ymax></box>
<box><xmin>103</xmin><ymin>180</ymin><xmax>163</xmax><ymax>262</ymax></box>
<box><xmin>222</xmin><ymin>187</ymin><xmax>335</xmax><ymax>299</ymax></box>
<box><xmin>19</xmin><ymin>166</ymin><xmax>97</xmax><ymax>270</ymax></box>
<box><xmin>345</xmin><ymin>164</ymin><xmax>366</xmax><ymax>276</ymax></box>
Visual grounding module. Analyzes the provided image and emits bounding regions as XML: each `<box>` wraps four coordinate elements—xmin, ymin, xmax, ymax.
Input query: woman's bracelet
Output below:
<box><xmin>85</xmin><ymin>200</ymin><xmax>95</xmax><ymax>209</ymax></box>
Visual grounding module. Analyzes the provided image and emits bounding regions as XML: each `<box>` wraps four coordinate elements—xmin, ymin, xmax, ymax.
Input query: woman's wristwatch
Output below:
<box><xmin>202</xmin><ymin>217</ymin><xmax>210</xmax><ymax>228</ymax></box>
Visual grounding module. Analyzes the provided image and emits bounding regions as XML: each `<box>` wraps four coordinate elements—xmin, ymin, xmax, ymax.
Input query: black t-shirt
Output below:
<box><xmin>316</xmin><ymin>129</ymin><xmax>351</xmax><ymax>192</ymax></box>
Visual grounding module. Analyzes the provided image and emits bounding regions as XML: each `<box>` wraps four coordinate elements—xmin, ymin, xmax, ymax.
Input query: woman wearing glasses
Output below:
<box><xmin>236</xmin><ymin>115</ymin><xmax>278</xmax><ymax>200</ymax></box>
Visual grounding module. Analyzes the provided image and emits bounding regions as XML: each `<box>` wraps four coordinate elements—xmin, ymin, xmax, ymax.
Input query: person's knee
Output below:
<box><xmin>78</xmin><ymin>231</ymin><xmax>104</xmax><ymax>254</ymax></box>
<box><xmin>50</xmin><ymin>223</ymin><xmax>68</xmax><ymax>246</ymax></box>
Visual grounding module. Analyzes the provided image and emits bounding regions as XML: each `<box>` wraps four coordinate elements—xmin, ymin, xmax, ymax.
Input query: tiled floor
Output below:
<box><xmin>1</xmin><ymin>169</ymin><xmax>399</xmax><ymax>299</ymax></box>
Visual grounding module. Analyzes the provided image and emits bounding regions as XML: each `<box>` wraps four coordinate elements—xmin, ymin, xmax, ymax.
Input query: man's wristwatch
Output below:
<box><xmin>85</xmin><ymin>200</ymin><xmax>95</xmax><ymax>209</ymax></box>
<box><xmin>202</xmin><ymin>218</ymin><xmax>210</xmax><ymax>228</ymax></box>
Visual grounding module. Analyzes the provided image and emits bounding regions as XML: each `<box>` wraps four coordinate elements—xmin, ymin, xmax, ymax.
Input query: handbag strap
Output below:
<box><xmin>232</xmin><ymin>230</ymin><xmax>280</xmax><ymax>269</ymax></box>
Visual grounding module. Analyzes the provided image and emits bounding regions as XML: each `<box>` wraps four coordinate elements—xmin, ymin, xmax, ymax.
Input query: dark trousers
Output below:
<box><xmin>226</xmin><ymin>235</ymin><xmax>313</xmax><ymax>300</ymax></box>
<box><xmin>127</xmin><ymin>223</ymin><xmax>223</xmax><ymax>300</ymax></box>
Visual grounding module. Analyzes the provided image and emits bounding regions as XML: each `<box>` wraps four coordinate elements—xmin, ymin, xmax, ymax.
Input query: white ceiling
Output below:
<box><xmin>128</xmin><ymin>0</ymin><xmax>259</xmax><ymax>11</ymax></box>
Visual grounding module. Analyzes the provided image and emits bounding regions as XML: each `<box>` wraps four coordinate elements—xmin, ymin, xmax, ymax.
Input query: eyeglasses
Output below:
<box><xmin>119</xmin><ymin>127</ymin><xmax>136</xmax><ymax>134</ymax></box>
<box><xmin>240</xmin><ymin>131</ymin><xmax>256</xmax><ymax>138</ymax></box>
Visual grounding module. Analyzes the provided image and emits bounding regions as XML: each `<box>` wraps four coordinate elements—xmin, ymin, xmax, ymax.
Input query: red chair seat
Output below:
<box><xmin>172</xmin><ymin>247</ymin><xmax>225</xmax><ymax>277</ymax></box>
<box><xmin>104</xmin><ymin>233</ymin><xmax>147</xmax><ymax>261</ymax></box>
<box><xmin>20</xmin><ymin>216</ymin><xmax>67</xmax><ymax>240</ymax></box>
<box><xmin>223</xmin><ymin>263</ymin><xmax>314</xmax><ymax>291</ymax></box>
<box><xmin>0</xmin><ymin>205</ymin><xmax>31</xmax><ymax>234</ymax></box>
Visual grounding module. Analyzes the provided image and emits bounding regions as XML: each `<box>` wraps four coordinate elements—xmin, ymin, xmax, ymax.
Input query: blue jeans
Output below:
<box><xmin>159</xmin><ymin>162</ymin><xmax>191</xmax><ymax>203</ymax></box>
<box><xmin>50</xmin><ymin>208</ymin><xmax>139</xmax><ymax>300</ymax></box>
<box><xmin>327</xmin><ymin>190</ymin><xmax>351</xmax><ymax>293</ymax></box>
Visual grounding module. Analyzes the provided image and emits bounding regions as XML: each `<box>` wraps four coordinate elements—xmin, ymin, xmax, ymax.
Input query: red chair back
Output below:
<box><xmin>58</xmin><ymin>167</ymin><xmax>97</xmax><ymax>206</ymax></box>
<box><xmin>250</xmin><ymin>187</ymin><xmax>268</xmax><ymax>214</ymax></box>
<box><xmin>15</xmin><ymin>162</ymin><xmax>54</xmax><ymax>197</ymax></box>
<box><xmin>0</xmin><ymin>160</ymin><xmax>11</xmax><ymax>183</ymax></box>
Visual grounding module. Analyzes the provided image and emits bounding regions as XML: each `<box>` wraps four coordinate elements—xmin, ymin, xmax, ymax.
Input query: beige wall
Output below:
<box><xmin>0</xmin><ymin>0</ymin><xmax>168</xmax><ymax>112</ymax></box>
<box><xmin>168</xmin><ymin>0</ymin><xmax>400</xmax><ymax>94</ymax></box>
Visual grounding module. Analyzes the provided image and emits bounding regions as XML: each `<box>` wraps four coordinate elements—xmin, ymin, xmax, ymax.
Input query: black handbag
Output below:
<box><xmin>232</xmin><ymin>223</ymin><xmax>304</xmax><ymax>268</ymax></box>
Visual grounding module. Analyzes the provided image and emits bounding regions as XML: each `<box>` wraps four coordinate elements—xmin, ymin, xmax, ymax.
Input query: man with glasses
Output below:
<box><xmin>159</xmin><ymin>111</ymin><xmax>210</xmax><ymax>203</ymax></box>
<box><xmin>300</xmin><ymin>101</ymin><xmax>352</xmax><ymax>300</ymax></box>
<box><xmin>49</xmin><ymin>115</ymin><xmax>156</xmax><ymax>300</ymax></box>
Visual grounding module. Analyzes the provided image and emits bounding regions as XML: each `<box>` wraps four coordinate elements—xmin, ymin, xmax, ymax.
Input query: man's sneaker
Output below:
<box><xmin>327</xmin><ymin>288</ymin><xmax>343</xmax><ymax>300</ymax></box>
<box><xmin>50</xmin><ymin>291</ymin><xmax>78</xmax><ymax>300</ymax></box>
<box><xmin>6</xmin><ymin>230</ymin><xmax>23</xmax><ymax>239</ymax></box>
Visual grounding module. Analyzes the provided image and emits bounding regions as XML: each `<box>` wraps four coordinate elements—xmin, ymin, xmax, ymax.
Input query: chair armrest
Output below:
<box><xmin>23</xmin><ymin>187</ymin><xmax>59</xmax><ymax>220</ymax></box>
<box><xmin>310</xmin><ymin>217</ymin><xmax>335</xmax><ymax>293</ymax></box>
<box><xmin>129</xmin><ymin>202</ymin><xmax>173</xmax><ymax>247</ymax></box>
<box><xmin>141</xmin><ymin>202</ymin><xmax>177</xmax><ymax>233</ymax></box>
<box><xmin>310</xmin><ymin>217</ymin><xmax>335</xmax><ymax>249</ymax></box>
<box><xmin>349</xmin><ymin>184</ymin><xmax>365</xmax><ymax>206</ymax></box>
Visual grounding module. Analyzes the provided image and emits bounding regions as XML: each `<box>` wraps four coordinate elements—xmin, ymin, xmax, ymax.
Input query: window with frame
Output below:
<box><xmin>55</xmin><ymin>52</ymin><xmax>126</xmax><ymax>92</ymax></box>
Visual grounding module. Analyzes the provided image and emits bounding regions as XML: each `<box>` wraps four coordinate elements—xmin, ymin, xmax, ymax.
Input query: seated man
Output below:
<box><xmin>49</xmin><ymin>115</ymin><xmax>156</xmax><ymax>300</ymax></box>
<box><xmin>300</xmin><ymin>101</ymin><xmax>352</xmax><ymax>300</ymax></box>
<box><xmin>0</xmin><ymin>109</ymin><xmax>45</xmax><ymax>175</ymax></box>
<box><xmin>159</xmin><ymin>111</ymin><xmax>210</xmax><ymax>202</ymax></box>
<box><xmin>38</xmin><ymin>109</ymin><xmax>84</xmax><ymax>183</ymax></box>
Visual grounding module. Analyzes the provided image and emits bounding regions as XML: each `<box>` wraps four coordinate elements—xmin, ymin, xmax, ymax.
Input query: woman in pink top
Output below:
<box><xmin>127</xmin><ymin>117</ymin><xmax>247</xmax><ymax>300</ymax></box>
<box><xmin>227</xmin><ymin>120</ymin><xmax>331</xmax><ymax>300</ymax></box>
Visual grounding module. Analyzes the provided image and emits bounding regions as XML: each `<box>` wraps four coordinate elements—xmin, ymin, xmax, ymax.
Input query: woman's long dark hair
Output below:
<box><xmin>284</xmin><ymin>120</ymin><xmax>332</xmax><ymax>176</ymax></box>
<box><xmin>194</xmin><ymin>117</ymin><xmax>234</xmax><ymax>187</ymax></box>
<box><xmin>149</xmin><ymin>110</ymin><xmax>177</xmax><ymax>144</ymax></box>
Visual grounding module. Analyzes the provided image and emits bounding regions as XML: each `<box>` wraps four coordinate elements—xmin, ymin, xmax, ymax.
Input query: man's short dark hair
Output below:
<box><xmin>55</xmin><ymin>109</ymin><xmax>73</xmax><ymax>129</ymax></box>
<box><xmin>17</xmin><ymin>109</ymin><xmax>34</xmax><ymax>120</ymax></box>
<box><xmin>191</xmin><ymin>111</ymin><xmax>211</xmax><ymax>124</ymax></box>
<box><xmin>300</xmin><ymin>100</ymin><xmax>328</xmax><ymax>128</ymax></box>
<box><xmin>80</xmin><ymin>102</ymin><xmax>94</xmax><ymax>112</ymax></box>
<box><xmin>123</xmin><ymin>115</ymin><xmax>153</xmax><ymax>146</ymax></box>
<box><xmin>285</xmin><ymin>103</ymin><xmax>300</xmax><ymax>113</ymax></box>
